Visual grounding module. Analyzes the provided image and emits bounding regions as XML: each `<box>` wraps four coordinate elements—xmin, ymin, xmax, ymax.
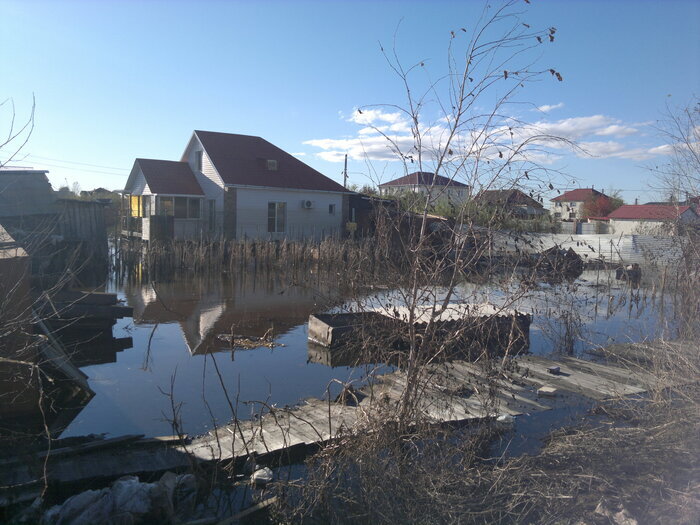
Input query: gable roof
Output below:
<box><xmin>551</xmin><ymin>188</ymin><xmax>605</xmax><ymax>202</ymax></box>
<box><xmin>192</xmin><ymin>131</ymin><xmax>347</xmax><ymax>192</ymax></box>
<box><xmin>133</xmin><ymin>159</ymin><xmax>204</xmax><ymax>195</ymax></box>
<box><xmin>607</xmin><ymin>204</ymin><xmax>694</xmax><ymax>220</ymax></box>
<box><xmin>379</xmin><ymin>172</ymin><xmax>469</xmax><ymax>188</ymax></box>
<box><xmin>475</xmin><ymin>189</ymin><xmax>543</xmax><ymax>208</ymax></box>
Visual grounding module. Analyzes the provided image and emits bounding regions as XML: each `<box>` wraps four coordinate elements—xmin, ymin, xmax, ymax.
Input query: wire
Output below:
<box><xmin>22</xmin><ymin>161</ymin><xmax>129</xmax><ymax>177</ymax></box>
<box><xmin>25</xmin><ymin>154</ymin><xmax>128</xmax><ymax>172</ymax></box>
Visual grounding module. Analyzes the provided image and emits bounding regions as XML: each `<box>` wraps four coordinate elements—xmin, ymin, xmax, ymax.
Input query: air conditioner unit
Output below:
<box><xmin>301</xmin><ymin>200</ymin><xmax>314</xmax><ymax>209</ymax></box>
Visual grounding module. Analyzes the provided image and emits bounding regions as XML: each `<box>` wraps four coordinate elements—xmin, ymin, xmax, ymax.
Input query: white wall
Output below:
<box><xmin>551</xmin><ymin>200</ymin><xmax>584</xmax><ymax>219</ymax></box>
<box><xmin>182</xmin><ymin>135</ymin><xmax>225</xmax><ymax>234</ymax></box>
<box><xmin>233</xmin><ymin>187</ymin><xmax>344</xmax><ymax>240</ymax></box>
<box><xmin>126</xmin><ymin>167</ymin><xmax>152</xmax><ymax>195</ymax></box>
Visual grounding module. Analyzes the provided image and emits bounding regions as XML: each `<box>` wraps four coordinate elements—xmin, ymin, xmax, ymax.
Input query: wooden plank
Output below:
<box><xmin>447</xmin><ymin>361</ymin><xmax>552</xmax><ymax>413</ymax></box>
<box><xmin>522</xmin><ymin>355</ymin><xmax>647</xmax><ymax>396</ymax></box>
<box><xmin>517</xmin><ymin>356</ymin><xmax>644</xmax><ymax>399</ymax></box>
<box><xmin>557</xmin><ymin>356</ymin><xmax>658</xmax><ymax>387</ymax></box>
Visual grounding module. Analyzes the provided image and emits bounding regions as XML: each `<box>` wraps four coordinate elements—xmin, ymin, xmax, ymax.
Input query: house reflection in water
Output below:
<box><xmin>125</xmin><ymin>273</ymin><xmax>346</xmax><ymax>355</ymax></box>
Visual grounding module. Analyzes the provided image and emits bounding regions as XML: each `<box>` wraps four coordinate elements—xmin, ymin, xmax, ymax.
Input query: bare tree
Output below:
<box><xmin>343</xmin><ymin>0</ymin><xmax>573</xmax><ymax>425</ymax></box>
<box><xmin>653</xmin><ymin>97</ymin><xmax>700</xmax><ymax>202</ymax></box>
<box><xmin>0</xmin><ymin>96</ymin><xmax>35</xmax><ymax>168</ymax></box>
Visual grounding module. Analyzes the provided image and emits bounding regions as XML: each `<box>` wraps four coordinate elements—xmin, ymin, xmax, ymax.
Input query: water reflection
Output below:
<box><xmin>53</xmin><ymin>269</ymin><xmax>674</xmax><ymax>440</ymax></box>
<box><xmin>127</xmin><ymin>274</ymin><xmax>343</xmax><ymax>354</ymax></box>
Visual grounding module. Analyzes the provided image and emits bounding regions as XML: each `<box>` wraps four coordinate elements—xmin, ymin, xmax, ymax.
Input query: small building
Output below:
<box><xmin>122</xmin><ymin>131</ymin><xmax>350</xmax><ymax>241</ymax></box>
<box><xmin>378</xmin><ymin>172</ymin><xmax>470</xmax><ymax>204</ymax></box>
<box><xmin>605</xmin><ymin>204</ymin><xmax>699</xmax><ymax>235</ymax></box>
<box><xmin>550</xmin><ymin>188</ymin><xmax>607</xmax><ymax>220</ymax></box>
<box><xmin>474</xmin><ymin>189</ymin><xmax>547</xmax><ymax>219</ymax></box>
<box><xmin>122</xmin><ymin>159</ymin><xmax>207</xmax><ymax>241</ymax></box>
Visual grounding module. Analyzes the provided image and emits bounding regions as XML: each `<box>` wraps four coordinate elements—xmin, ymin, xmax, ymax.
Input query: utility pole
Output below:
<box><xmin>343</xmin><ymin>154</ymin><xmax>348</xmax><ymax>189</ymax></box>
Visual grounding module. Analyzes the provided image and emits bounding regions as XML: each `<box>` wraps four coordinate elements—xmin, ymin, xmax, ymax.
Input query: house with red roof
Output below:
<box><xmin>378</xmin><ymin>171</ymin><xmax>470</xmax><ymax>205</ymax></box>
<box><xmin>604</xmin><ymin>204</ymin><xmax>698</xmax><ymax>235</ymax></box>
<box><xmin>550</xmin><ymin>188</ymin><xmax>607</xmax><ymax>220</ymax></box>
<box><xmin>123</xmin><ymin>131</ymin><xmax>350</xmax><ymax>241</ymax></box>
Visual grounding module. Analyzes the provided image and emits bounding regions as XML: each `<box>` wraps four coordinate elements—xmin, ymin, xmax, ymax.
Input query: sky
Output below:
<box><xmin>1</xmin><ymin>0</ymin><xmax>698</xmax><ymax>204</ymax></box>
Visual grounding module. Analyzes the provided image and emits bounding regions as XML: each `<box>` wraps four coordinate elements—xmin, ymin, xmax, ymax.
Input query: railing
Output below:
<box><xmin>121</xmin><ymin>216</ymin><xmax>142</xmax><ymax>234</ymax></box>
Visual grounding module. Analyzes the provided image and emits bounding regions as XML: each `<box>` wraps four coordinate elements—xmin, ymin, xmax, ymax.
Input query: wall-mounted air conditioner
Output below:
<box><xmin>301</xmin><ymin>200</ymin><xmax>314</xmax><ymax>209</ymax></box>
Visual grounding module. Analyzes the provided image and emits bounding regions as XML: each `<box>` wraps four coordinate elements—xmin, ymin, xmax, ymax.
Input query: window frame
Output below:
<box><xmin>267</xmin><ymin>201</ymin><xmax>286</xmax><ymax>233</ymax></box>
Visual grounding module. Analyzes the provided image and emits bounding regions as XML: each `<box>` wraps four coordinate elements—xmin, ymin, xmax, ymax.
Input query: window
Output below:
<box><xmin>188</xmin><ymin>198</ymin><xmax>200</xmax><ymax>219</ymax></box>
<box><xmin>142</xmin><ymin>195</ymin><xmax>151</xmax><ymax>217</ymax></box>
<box><xmin>159</xmin><ymin>197</ymin><xmax>173</xmax><ymax>216</ymax></box>
<box><xmin>194</xmin><ymin>150</ymin><xmax>203</xmax><ymax>172</ymax></box>
<box><xmin>267</xmin><ymin>202</ymin><xmax>286</xmax><ymax>233</ymax></box>
<box><xmin>175</xmin><ymin>197</ymin><xmax>188</xmax><ymax>218</ymax></box>
<box><xmin>160</xmin><ymin>196</ymin><xmax>201</xmax><ymax>218</ymax></box>
<box><xmin>130</xmin><ymin>195</ymin><xmax>141</xmax><ymax>218</ymax></box>
<box><xmin>328</xmin><ymin>204</ymin><xmax>336</xmax><ymax>215</ymax></box>
<box><xmin>266</xmin><ymin>159</ymin><xmax>278</xmax><ymax>171</ymax></box>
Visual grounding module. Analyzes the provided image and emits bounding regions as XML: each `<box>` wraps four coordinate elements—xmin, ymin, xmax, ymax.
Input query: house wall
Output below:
<box><xmin>609</xmin><ymin>210</ymin><xmax>698</xmax><ymax>235</ymax></box>
<box><xmin>182</xmin><ymin>135</ymin><xmax>225</xmax><ymax>235</ymax></box>
<box><xmin>232</xmin><ymin>187</ymin><xmax>344</xmax><ymax>240</ymax></box>
<box><xmin>380</xmin><ymin>184</ymin><xmax>469</xmax><ymax>204</ymax></box>
<box><xmin>609</xmin><ymin>219</ymin><xmax>668</xmax><ymax>235</ymax></box>
<box><xmin>551</xmin><ymin>200</ymin><xmax>584</xmax><ymax>219</ymax></box>
<box><xmin>126</xmin><ymin>167</ymin><xmax>152</xmax><ymax>196</ymax></box>
<box><xmin>174</xmin><ymin>219</ymin><xmax>206</xmax><ymax>240</ymax></box>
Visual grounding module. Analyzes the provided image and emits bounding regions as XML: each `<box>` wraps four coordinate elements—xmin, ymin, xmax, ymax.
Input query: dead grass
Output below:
<box><xmin>271</xmin><ymin>340</ymin><xmax>700</xmax><ymax>524</ymax></box>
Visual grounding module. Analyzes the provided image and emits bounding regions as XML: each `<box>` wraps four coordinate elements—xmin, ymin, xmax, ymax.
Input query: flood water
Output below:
<box><xmin>55</xmin><ymin>268</ymin><xmax>675</xmax><ymax>439</ymax></box>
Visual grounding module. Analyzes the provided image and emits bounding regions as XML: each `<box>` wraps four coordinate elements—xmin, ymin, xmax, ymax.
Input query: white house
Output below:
<box><xmin>605</xmin><ymin>204</ymin><xmax>699</xmax><ymax>235</ymax></box>
<box><xmin>123</xmin><ymin>131</ymin><xmax>350</xmax><ymax>241</ymax></box>
<box><xmin>378</xmin><ymin>172</ymin><xmax>470</xmax><ymax>204</ymax></box>
<box><xmin>550</xmin><ymin>188</ymin><xmax>607</xmax><ymax>220</ymax></box>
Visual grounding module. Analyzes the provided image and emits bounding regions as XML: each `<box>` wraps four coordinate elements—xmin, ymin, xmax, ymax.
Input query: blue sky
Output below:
<box><xmin>1</xmin><ymin>0</ymin><xmax>698</xmax><ymax>203</ymax></box>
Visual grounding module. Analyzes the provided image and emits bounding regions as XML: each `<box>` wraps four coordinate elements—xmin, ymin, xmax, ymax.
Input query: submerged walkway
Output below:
<box><xmin>184</xmin><ymin>351</ymin><xmax>659</xmax><ymax>463</ymax></box>
<box><xmin>0</xmin><ymin>345</ymin><xmax>674</xmax><ymax>506</ymax></box>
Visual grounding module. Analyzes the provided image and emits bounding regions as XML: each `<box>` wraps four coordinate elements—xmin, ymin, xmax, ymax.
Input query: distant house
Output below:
<box><xmin>378</xmin><ymin>172</ymin><xmax>470</xmax><ymax>204</ymax></box>
<box><xmin>122</xmin><ymin>131</ymin><xmax>350</xmax><ymax>241</ymax></box>
<box><xmin>605</xmin><ymin>204</ymin><xmax>698</xmax><ymax>235</ymax></box>
<box><xmin>550</xmin><ymin>188</ymin><xmax>607</xmax><ymax>220</ymax></box>
<box><xmin>474</xmin><ymin>189</ymin><xmax>547</xmax><ymax>219</ymax></box>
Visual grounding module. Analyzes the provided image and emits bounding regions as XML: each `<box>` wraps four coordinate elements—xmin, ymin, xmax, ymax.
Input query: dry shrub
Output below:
<box><xmin>271</xmin><ymin>339</ymin><xmax>699</xmax><ymax>525</ymax></box>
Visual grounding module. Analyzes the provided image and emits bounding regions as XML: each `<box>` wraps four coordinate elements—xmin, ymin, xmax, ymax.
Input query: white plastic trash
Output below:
<box><xmin>496</xmin><ymin>414</ymin><xmax>515</xmax><ymax>427</ymax></box>
<box><xmin>252</xmin><ymin>467</ymin><xmax>273</xmax><ymax>486</ymax></box>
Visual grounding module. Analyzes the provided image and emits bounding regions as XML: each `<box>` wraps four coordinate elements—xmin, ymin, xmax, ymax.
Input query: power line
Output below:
<box><xmin>25</xmin><ymin>154</ymin><xmax>128</xmax><ymax>172</ymax></box>
<box><xmin>21</xmin><ymin>161</ymin><xmax>128</xmax><ymax>177</ymax></box>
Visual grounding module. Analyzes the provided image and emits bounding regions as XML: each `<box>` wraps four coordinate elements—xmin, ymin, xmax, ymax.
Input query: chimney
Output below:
<box><xmin>634</xmin><ymin>198</ymin><xmax>638</xmax><ymax>205</ymax></box>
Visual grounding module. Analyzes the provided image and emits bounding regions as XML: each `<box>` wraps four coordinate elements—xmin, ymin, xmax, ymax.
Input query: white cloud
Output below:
<box><xmin>290</xmin><ymin>152</ymin><xmax>307</xmax><ymax>157</ymax></box>
<box><xmin>535</xmin><ymin>102</ymin><xmax>565</xmax><ymax>113</ymax></box>
<box><xmin>305</xmin><ymin>109</ymin><xmax>673</xmax><ymax>166</ymax></box>
<box><xmin>594</xmin><ymin>124</ymin><xmax>639</xmax><ymax>137</ymax></box>
<box><xmin>348</xmin><ymin>108</ymin><xmax>404</xmax><ymax>126</ymax></box>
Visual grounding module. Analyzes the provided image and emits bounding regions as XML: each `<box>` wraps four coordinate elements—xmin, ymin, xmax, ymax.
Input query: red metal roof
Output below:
<box><xmin>607</xmin><ymin>204</ymin><xmax>693</xmax><ymax>220</ymax></box>
<box><xmin>136</xmin><ymin>159</ymin><xmax>204</xmax><ymax>195</ymax></box>
<box><xmin>193</xmin><ymin>131</ymin><xmax>347</xmax><ymax>192</ymax></box>
<box><xmin>551</xmin><ymin>188</ymin><xmax>604</xmax><ymax>202</ymax></box>
<box><xmin>379</xmin><ymin>171</ymin><xmax>469</xmax><ymax>188</ymax></box>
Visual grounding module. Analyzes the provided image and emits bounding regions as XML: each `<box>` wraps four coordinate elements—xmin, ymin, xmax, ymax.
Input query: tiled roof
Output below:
<box><xmin>607</xmin><ymin>204</ymin><xmax>693</xmax><ymax>220</ymax></box>
<box><xmin>551</xmin><ymin>188</ymin><xmax>604</xmax><ymax>202</ymax></box>
<box><xmin>379</xmin><ymin>172</ymin><xmax>469</xmax><ymax>188</ymax></box>
<box><xmin>136</xmin><ymin>159</ymin><xmax>204</xmax><ymax>195</ymax></box>
<box><xmin>193</xmin><ymin>131</ymin><xmax>347</xmax><ymax>192</ymax></box>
